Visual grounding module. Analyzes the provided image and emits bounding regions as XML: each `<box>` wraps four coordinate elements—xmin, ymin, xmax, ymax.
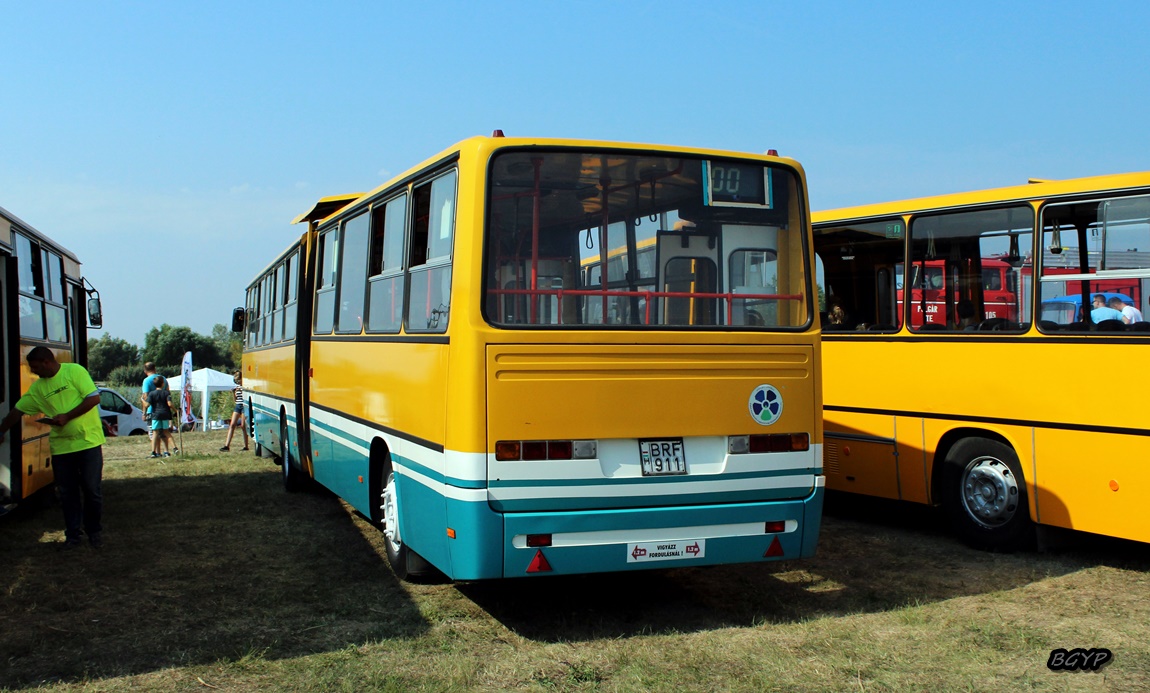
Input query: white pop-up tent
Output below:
<box><xmin>165</xmin><ymin>368</ymin><xmax>237</xmax><ymax>431</ymax></box>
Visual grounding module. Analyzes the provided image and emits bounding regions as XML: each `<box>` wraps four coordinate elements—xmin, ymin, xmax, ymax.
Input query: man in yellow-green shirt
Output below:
<box><xmin>0</xmin><ymin>346</ymin><xmax>105</xmax><ymax>549</ymax></box>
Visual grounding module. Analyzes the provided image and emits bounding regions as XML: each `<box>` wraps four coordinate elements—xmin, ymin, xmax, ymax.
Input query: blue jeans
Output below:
<box><xmin>53</xmin><ymin>446</ymin><xmax>104</xmax><ymax>541</ymax></box>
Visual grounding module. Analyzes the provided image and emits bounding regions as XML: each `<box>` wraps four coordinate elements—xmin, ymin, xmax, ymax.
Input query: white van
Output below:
<box><xmin>97</xmin><ymin>387</ymin><xmax>149</xmax><ymax>436</ymax></box>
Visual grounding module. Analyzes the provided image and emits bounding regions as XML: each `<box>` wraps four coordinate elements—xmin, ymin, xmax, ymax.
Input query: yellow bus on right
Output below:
<box><xmin>811</xmin><ymin>171</ymin><xmax>1150</xmax><ymax>550</ymax></box>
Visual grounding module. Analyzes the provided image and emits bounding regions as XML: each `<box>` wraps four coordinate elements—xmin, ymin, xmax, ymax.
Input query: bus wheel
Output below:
<box><xmin>943</xmin><ymin>438</ymin><xmax>1034</xmax><ymax>551</ymax></box>
<box><xmin>281</xmin><ymin>419</ymin><xmax>304</xmax><ymax>492</ymax></box>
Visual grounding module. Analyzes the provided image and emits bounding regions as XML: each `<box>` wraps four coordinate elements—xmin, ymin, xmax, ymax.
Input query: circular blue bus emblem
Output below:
<box><xmin>749</xmin><ymin>385</ymin><xmax>783</xmax><ymax>425</ymax></box>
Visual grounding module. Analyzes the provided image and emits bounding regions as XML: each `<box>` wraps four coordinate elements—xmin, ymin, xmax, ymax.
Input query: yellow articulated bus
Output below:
<box><xmin>0</xmin><ymin>205</ymin><xmax>102</xmax><ymax>515</ymax></box>
<box><xmin>236</xmin><ymin>134</ymin><xmax>824</xmax><ymax>580</ymax></box>
<box><xmin>812</xmin><ymin>171</ymin><xmax>1150</xmax><ymax>550</ymax></box>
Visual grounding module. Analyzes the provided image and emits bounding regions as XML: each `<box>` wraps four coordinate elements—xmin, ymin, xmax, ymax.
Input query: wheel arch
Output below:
<box><xmin>368</xmin><ymin>436</ymin><xmax>392</xmax><ymax>525</ymax></box>
<box><xmin>930</xmin><ymin>426</ymin><xmax>1020</xmax><ymax>506</ymax></box>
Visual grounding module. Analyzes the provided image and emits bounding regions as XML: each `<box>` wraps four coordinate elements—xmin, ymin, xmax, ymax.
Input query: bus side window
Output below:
<box><xmin>406</xmin><ymin>170</ymin><xmax>457</xmax><ymax>332</ymax></box>
<box><xmin>314</xmin><ymin>228</ymin><xmax>338</xmax><ymax>334</ymax></box>
<box><xmin>367</xmin><ymin>194</ymin><xmax>407</xmax><ymax>333</ymax></box>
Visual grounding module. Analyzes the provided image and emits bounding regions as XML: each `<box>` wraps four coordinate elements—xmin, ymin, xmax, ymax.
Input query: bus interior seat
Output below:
<box><xmin>1094</xmin><ymin>319</ymin><xmax>1126</xmax><ymax>332</ymax></box>
<box><xmin>868</xmin><ymin>323</ymin><xmax>897</xmax><ymax>331</ymax></box>
<box><xmin>822</xmin><ymin>323</ymin><xmax>851</xmax><ymax>331</ymax></box>
<box><xmin>1038</xmin><ymin>320</ymin><xmax>1060</xmax><ymax>332</ymax></box>
<box><xmin>978</xmin><ymin>318</ymin><xmax>1008</xmax><ymax>331</ymax></box>
<box><xmin>917</xmin><ymin>323</ymin><xmax>947</xmax><ymax>331</ymax></box>
<box><xmin>1063</xmin><ymin>322</ymin><xmax>1091</xmax><ymax>332</ymax></box>
<box><xmin>1127</xmin><ymin>321</ymin><xmax>1150</xmax><ymax>331</ymax></box>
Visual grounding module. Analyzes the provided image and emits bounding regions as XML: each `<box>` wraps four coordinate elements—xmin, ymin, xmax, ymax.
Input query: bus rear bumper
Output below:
<box><xmin>445</xmin><ymin>483</ymin><xmax>824</xmax><ymax>579</ymax></box>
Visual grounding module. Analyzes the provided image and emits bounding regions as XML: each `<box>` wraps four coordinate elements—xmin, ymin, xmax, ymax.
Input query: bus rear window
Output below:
<box><xmin>484</xmin><ymin>150</ymin><xmax>809</xmax><ymax>329</ymax></box>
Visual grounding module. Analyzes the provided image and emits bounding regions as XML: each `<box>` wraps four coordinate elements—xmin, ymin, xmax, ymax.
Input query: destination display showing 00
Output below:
<box><xmin>707</xmin><ymin>161</ymin><xmax>770</xmax><ymax>207</ymax></box>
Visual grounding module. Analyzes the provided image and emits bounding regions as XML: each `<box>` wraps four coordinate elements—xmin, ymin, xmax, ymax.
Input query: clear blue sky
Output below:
<box><xmin>2</xmin><ymin>1</ymin><xmax>1147</xmax><ymax>348</ymax></box>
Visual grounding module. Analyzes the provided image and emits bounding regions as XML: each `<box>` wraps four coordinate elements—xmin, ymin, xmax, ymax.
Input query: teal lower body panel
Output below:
<box><xmin>309</xmin><ymin>420</ymin><xmax>370</xmax><ymax>516</ymax></box>
<box><xmin>499</xmin><ymin>489</ymin><xmax>824</xmax><ymax>578</ymax></box>
<box><xmin>431</xmin><ymin>484</ymin><xmax>825</xmax><ymax>580</ymax></box>
<box><xmin>394</xmin><ymin>471</ymin><xmax>451</xmax><ymax>573</ymax></box>
<box><xmin>249</xmin><ymin>397</ymin><xmax>279</xmax><ymax>454</ymax></box>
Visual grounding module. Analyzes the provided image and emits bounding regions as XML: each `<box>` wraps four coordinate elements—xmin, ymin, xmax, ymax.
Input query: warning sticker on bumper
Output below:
<box><xmin>626</xmin><ymin>539</ymin><xmax>706</xmax><ymax>563</ymax></box>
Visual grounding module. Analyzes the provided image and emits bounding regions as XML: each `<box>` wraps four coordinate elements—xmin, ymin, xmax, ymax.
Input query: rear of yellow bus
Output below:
<box><xmin>454</xmin><ymin>141</ymin><xmax>823</xmax><ymax>577</ymax></box>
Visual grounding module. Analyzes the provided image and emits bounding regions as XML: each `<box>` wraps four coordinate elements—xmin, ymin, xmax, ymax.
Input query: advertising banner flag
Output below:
<box><xmin>180</xmin><ymin>351</ymin><xmax>196</xmax><ymax>428</ymax></box>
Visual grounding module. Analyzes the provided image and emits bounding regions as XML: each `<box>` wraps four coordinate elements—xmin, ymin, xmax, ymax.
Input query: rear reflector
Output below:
<box><xmin>526</xmin><ymin>550</ymin><xmax>552</xmax><ymax>573</ymax></box>
<box><xmin>764</xmin><ymin>536</ymin><xmax>784</xmax><ymax>558</ymax></box>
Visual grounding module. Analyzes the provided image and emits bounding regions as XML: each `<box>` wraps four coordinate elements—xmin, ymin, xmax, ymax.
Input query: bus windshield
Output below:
<box><xmin>484</xmin><ymin>149</ymin><xmax>809</xmax><ymax>329</ymax></box>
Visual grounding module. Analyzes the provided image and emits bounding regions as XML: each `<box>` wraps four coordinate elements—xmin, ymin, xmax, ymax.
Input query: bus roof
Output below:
<box><xmin>296</xmin><ymin>134</ymin><xmax>804</xmax><ymax>227</ymax></box>
<box><xmin>813</xmin><ymin>171</ymin><xmax>1150</xmax><ymax>225</ymax></box>
<box><xmin>0</xmin><ymin>203</ymin><xmax>81</xmax><ymax>263</ymax></box>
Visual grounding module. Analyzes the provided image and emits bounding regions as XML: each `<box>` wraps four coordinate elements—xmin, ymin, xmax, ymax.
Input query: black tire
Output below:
<box><xmin>376</xmin><ymin>455</ymin><xmax>432</xmax><ymax>581</ymax></box>
<box><xmin>281</xmin><ymin>419</ymin><xmax>305</xmax><ymax>492</ymax></box>
<box><xmin>942</xmin><ymin>438</ymin><xmax>1034</xmax><ymax>551</ymax></box>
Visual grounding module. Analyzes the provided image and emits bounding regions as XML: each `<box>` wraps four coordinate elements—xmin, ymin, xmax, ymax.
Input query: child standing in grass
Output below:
<box><xmin>146</xmin><ymin>376</ymin><xmax>177</xmax><ymax>458</ymax></box>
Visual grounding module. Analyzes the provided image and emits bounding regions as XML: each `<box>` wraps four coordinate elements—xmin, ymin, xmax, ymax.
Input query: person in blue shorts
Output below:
<box><xmin>145</xmin><ymin>376</ymin><xmax>177</xmax><ymax>458</ymax></box>
<box><xmin>220</xmin><ymin>371</ymin><xmax>249</xmax><ymax>452</ymax></box>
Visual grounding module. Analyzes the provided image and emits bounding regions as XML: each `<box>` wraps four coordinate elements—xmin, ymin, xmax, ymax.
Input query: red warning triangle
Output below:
<box><xmin>763</xmin><ymin>536</ymin><xmax>784</xmax><ymax>558</ymax></box>
<box><xmin>526</xmin><ymin>550</ymin><xmax>553</xmax><ymax>573</ymax></box>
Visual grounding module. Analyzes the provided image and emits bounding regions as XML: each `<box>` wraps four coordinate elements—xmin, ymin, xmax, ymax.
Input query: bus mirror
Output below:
<box><xmin>87</xmin><ymin>297</ymin><xmax>103</xmax><ymax>329</ymax></box>
<box><xmin>231</xmin><ymin>307</ymin><xmax>246</xmax><ymax>333</ymax></box>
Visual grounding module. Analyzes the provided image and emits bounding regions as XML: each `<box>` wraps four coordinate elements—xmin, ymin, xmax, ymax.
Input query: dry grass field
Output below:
<box><xmin>2</xmin><ymin>432</ymin><xmax>1148</xmax><ymax>691</ymax></box>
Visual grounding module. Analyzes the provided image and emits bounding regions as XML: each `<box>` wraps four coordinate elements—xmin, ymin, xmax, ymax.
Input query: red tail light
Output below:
<box><xmin>742</xmin><ymin>432</ymin><xmax>810</xmax><ymax>454</ymax></box>
<box><xmin>522</xmin><ymin>441</ymin><xmax>547</xmax><ymax>460</ymax></box>
<box><xmin>547</xmin><ymin>441</ymin><xmax>572</xmax><ymax>460</ymax></box>
<box><xmin>496</xmin><ymin>440</ymin><xmax>590</xmax><ymax>461</ymax></box>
